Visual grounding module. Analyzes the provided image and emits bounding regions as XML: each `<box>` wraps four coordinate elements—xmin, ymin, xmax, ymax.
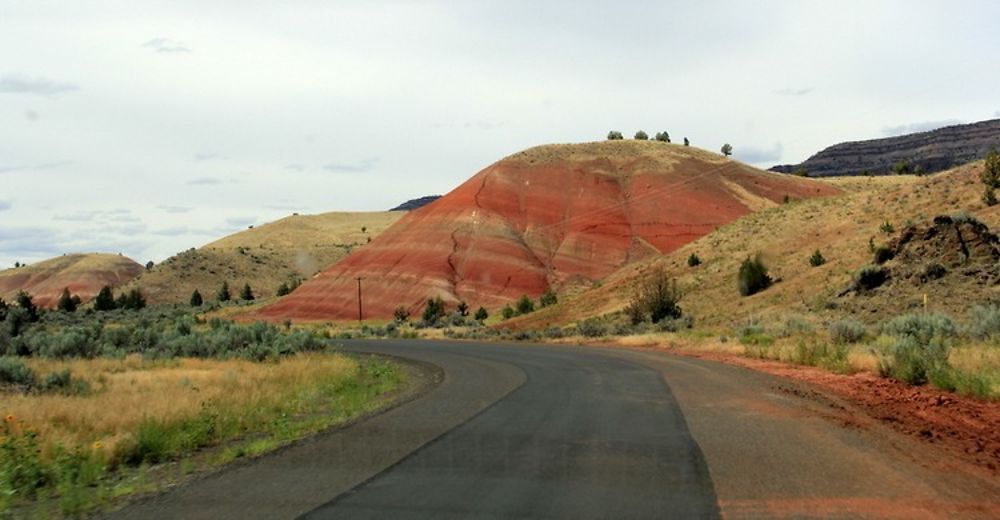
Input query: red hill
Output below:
<box><xmin>259</xmin><ymin>141</ymin><xmax>839</xmax><ymax>321</ymax></box>
<box><xmin>0</xmin><ymin>253</ymin><xmax>144</xmax><ymax>308</ymax></box>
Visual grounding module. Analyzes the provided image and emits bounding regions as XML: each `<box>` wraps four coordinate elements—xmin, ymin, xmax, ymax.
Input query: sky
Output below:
<box><xmin>2</xmin><ymin>1</ymin><xmax>1000</xmax><ymax>267</ymax></box>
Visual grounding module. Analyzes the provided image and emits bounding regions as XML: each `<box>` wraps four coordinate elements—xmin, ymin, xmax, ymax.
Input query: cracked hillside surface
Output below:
<box><xmin>257</xmin><ymin>141</ymin><xmax>839</xmax><ymax>321</ymax></box>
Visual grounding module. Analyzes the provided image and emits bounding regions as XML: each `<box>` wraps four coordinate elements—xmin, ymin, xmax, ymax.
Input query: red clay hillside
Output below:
<box><xmin>259</xmin><ymin>141</ymin><xmax>840</xmax><ymax>321</ymax></box>
<box><xmin>0</xmin><ymin>253</ymin><xmax>144</xmax><ymax>308</ymax></box>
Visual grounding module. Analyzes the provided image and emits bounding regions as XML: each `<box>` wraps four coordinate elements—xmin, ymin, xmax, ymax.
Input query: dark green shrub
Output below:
<box><xmin>15</xmin><ymin>291</ymin><xmax>39</xmax><ymax>322</ymax></box>
<box><xmin>720</xmin><ymin>143</ymin><xmax>732</xmax><ymax>156</ymax></box>
<box><xmin>539</xmin><ymin>290</ymin><xmax>557</xmax><ymax>308</ymax></box>
<box><xmin>737</xmin><ymin>254</ymin><xmax>771</xmax><ymax>296</ymax></box>
<box><xmin>393</xmin><ymin>306</ymin><xmax>410</xmax><ymax>322</ymax></box>
<box><xmin>854</xmin><ymin>264</ymin><xmax>888</xmax><ymax>290</ymax></box>
<box><xmin>501</xmin><ymin>305</ymin><xmax>515</xmax><ymax>320</ymax></box>
<box><xmin>879</xmin><ymin>221</ymin><xmax>895</xmax><ymax>234</ymax></box>
<box><xmin>474</xmin><ymin>306</ymin><xmax>488</xmax><ymax>321</ymax></box>
<box><xmin>39</xmin><ymin>369</ymin><xmax>89</xmax><ymax>395</ymax></box>
<box><xmin>217</xmin><ymin>282</ymin><xmax>231</xmax><ymax>302</ymax></box>
<box><xmin>57</xmin><ymin>288</ymin><xmax>77</xmax><ymax>312</ymax></box>
<box><xmin>422</xmin><ymin>296</ymin><xmax>446</xmax><ymax>324</ymax></box>
<box><xmin>240</xmin><ymin>284</ymin><xmax>254</xmax><ymax>301</ymax></box>
<box><xmin>809</xmin><ymin>250</ymin><xmax>826</xmax><ymax>267</ymax></box>
<box><xmin>872</xmin><ymin>245</ymin><xmax>894</xmax><ymax>264</ymax></box>
<box><xmin>634</xmin><ymin>130</ymin><xmax>648</xmax><ymax>140</ymax></box>
<box><xmin>607</xmin><ymin>130</ymin><xmax>623</xmax><ymax>140</ymax></box>
<box><xmin>190</xmin><ymin>289</ymin><xmax>203</xmax><ymax>307</ymax></box>
<box><xmin>0</xmin><ymin>356</ymin><xmax>36</xmax><ymax>388</ymax></box>
<box><xmin>515</xmin><ymin>295</ymin><xmax>535</xmax><ymax>315</ymax></box>
<box><xmin>654</xmin><ymin>131</ymin><xmax>670</xmax><ymax>143</ymax></box>
<box><xmin>828</xmin><ymin>319</ymin><xmax>865</xmax><ymax>344</ymax></box>
<box><xmin>687</xmin><ymin>253</ymin><xmax>701</xmax><ymax>267</ymax></box>
<box><xmin>93</xmin><ymin>286</ymin><xmax>116</xmax><ymax>311</ymax></box>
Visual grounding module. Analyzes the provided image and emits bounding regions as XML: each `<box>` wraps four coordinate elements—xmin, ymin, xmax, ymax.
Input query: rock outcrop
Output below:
<box><xmin>260</xmin><ymin>141</ymin><xmax>840</xmax><ymax>321</ymax></box>
<box><xmin>772</xmin><ymin>119</ymin><xmax>1000</xmax><ymax>177</ymax></box>
<box><xmin>0</xmin><ymin>253</ymin><xmax>144</xmax><ymax>308</ymax></box>
<box><xmin>390</xmin><ymin>195</ymin><xmax>441</xmax><ymax>211</ymax></box>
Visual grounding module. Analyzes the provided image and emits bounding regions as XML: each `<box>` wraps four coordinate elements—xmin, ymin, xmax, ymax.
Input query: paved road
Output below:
<box><xmin>111</xmin><ymin>340</ymin><xmax>1000</xmax><ymax>519</ymax></box>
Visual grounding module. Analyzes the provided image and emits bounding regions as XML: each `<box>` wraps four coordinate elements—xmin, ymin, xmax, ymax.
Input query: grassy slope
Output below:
<box><xmin>125</xmin><ymin>211</ymin><xmax>402</xmax><ymax>304</ymax></box>
<box><xmin>509</xmin><ymin>161</ymin><xmax>999</xmax><ymax>330</ymax></box>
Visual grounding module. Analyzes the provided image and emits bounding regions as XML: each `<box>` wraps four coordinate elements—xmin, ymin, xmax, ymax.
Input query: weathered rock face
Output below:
<box><xmin>260</xmin><ymin>141</ymin><xmax>840</xmax><ymax>321</ymax></box>
<box><xmin>390</xmin><ymin>195</ymin><xmax>441</xmax><ymax>211</ymax></box>
<box><xmin>0</xmin><ymin>253</ymin><xmax>144</xmax><ymax>308</ymax></box>
<box><xmin>772</xmin><ymin>119</ymin><xmax>1000</xmax><ymax>177</ymax></box>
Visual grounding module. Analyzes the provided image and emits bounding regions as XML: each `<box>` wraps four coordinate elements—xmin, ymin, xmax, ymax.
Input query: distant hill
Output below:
<box><xmin>258</xmin><ymin>140</ymin><xmax>839</xmax><ymax>321</ymax></box>
<box><xmin>125</xmin><ymin>211</ymin><xmax>402</xmax><ymax>304</ymax></box>
<box><xmin>0</xmin><ymin>253</ymin><xmax>143</xmax><ymax>308</ymax></box>
<box><xmin>771</xmin><ymin>119</ymin><xmax>1000</xmax><ymax>177</ymax></box>
<box><xmin>390</xmin><ymin>195</ymin><xmax>441</xmax><ymax>211</ymax></box>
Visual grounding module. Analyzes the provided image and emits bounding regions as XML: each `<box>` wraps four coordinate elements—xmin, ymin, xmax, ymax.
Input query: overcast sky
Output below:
<box><xmin>2</xmin><ymin>1</ymin><xmax>999</xmax><ymax>267</ymax></box>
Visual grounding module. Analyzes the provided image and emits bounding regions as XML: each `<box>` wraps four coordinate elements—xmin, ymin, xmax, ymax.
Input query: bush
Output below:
<box><xmin>967</xmin><ymin>304</ymin><xmax>1000</xmax><ymax>341</ymax></box>
<box><xmin>515</xmin><ymin>295</ymin><xmax>535</xmax><ymax>315</ymax></box>
<box><xmin>828</xmin><ymin>319</ymin><xmax>865</xmax><ymax>344</ymax></box>
<box><xmin>577</xmin><ymin>319</ymin><xmax>606</xmax><ymax>338</ymax></box>
<box><xmin>217</xmin><ymin>282</ymin><xmax>231</xmax><ymax>302</ymax></box>
<box><xmin>720</xmin><ymin>143</ymin><xmax>733</xmax><ymax>156</ymax></box>
<box><xmin>808</xmin><ymin>249</ymin><xmax>826</xmax><ymax>267</ymax></box>
<box><xmin>501</xmin><ymin>305</ymin><xmax>514</xmax><ymax>320</ymax></box>
<box><xmin>654</xmin><ymin>131</ymin><xmax>670</xmax><ymax>143</ymax></box>
<box><xmin>878</xmin><ymin>313</ymin><xmax>957</xmax><ymax>385</ymax></box>
<box><xmin>0</xmin><ymin>357</ymin><xmax>36</xmax><ymax>388</ymax></box>
<box><xmin>882</xmin><ymin>313</ymin><xmax>957</xmax><ymax>344</ymax></box>
<box><xmin>39</xmin><ymin>369</ymin><xmax>89</xmax><ymax>395</ymax></box>
<box><xmin>854</xmin><ymin>264</ymin><xmax>888</xmax><ymax>290</ymax></box>
<box><xmin>422</xmin><ymin>296</ymin><xmax>446</xmax><ymax>324</ymax></box>
<box><xmin>634</xmin><ymin>130</ymin><xmax>648</xmax><ymax>140</ymax></box>
<box><xmin>607</xmin><ymin>130</ymin><xmax>623</xmax><ymax>140</ymax></box>
<box><xmin>737</xmin><ymin>254</ymin><xmax>771</xmax><ymax>296</ymax></box>
<box><xmin>474</xmin><ymin>306</ymin><xmax>488</xmax><ymax>321</ymax></box>
<box><xmin>57</xmin><ymin>288</ymin><xmax>78</xmax><ymax>312</ymax></box>
<box><xmin>190</xmin><ymin>289</ymin><xmax>203</xmax><ymax>307</ymax></box>
<box><xmin>539</xmin><ymin>290</ymin><xmax>557</xmax><ymax>308</ymax></box>
<box><xmin>687</xmin><ymin>253</ymin><xmax>701</xmax><ymax>267</ymax></box>
<box><xmin>93</xmin><ymin>286</ymin><xmax>116</xmax><ymax>311</ymax></box>
<box><xmin>879</xmin><ymin>221</ymin><xmax>895</xmax><ymax>234</ymax></box>
<box><xmin>393</xmin><ymin>306</ymin><xmax>410</xmax><ymax>322</ymax></box>
<box><xmin>872</xmin><ymin>245</ymin><xmax>894</xmax><ymax>264</ymax></box>
<box><xmin>240</xmin><ymin>284</ymin><xmax>255</xmax><ymax>301</ymax></box>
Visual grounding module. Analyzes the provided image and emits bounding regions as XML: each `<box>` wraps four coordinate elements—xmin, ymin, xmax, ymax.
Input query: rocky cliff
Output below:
<box><xmin>771</xmin><ymin>119</ymin><xmax>1000</xmax><ymax>177</ymax></box>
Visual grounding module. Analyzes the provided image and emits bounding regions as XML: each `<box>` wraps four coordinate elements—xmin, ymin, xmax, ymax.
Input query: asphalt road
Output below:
<box><xmin>110</xmin><ymin>340</ymin><xmax>1000</xmax><ymax>519</ymax></box>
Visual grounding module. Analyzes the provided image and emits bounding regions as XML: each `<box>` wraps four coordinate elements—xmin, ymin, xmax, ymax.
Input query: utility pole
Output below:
<box><xmin>356</xmin><ymin>277</ymin><xmax>363</xmax><ymax>322</ymax></box>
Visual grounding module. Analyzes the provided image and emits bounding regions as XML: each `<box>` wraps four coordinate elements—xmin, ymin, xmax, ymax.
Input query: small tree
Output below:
<box><xmin>240</xmin><ymin>283</ymin><xmax>255</xmax><ymax>301</ymax></box>
<box><xmin>124</xmin><ymin>289</ymin><xmax>146</xmax><ymax>310</ymax></box>
<box><xmin>217</xmin><ymin>281</ymin><xmax>231</xmax><ymax>302</ymax></box>
<box><xmin>94</xmin><ymin>286</ymin><xmax>116</xmax><ymax>311</ymax></box>
<box><xmin>190</xmin><ymin>289</ymin><xmax>203</xmax><ymax>307</ymax></box>
<box><xmin>607</xmin><ymin>130</ymin><xmax>624</xmax><ymax>140</ymax></box>
<box><xmin>15</xmin><ymin>291</ymin><xmax>39</xmax><ymax>322</ymax></box>
<box><xmin>394</xmin><ymin>306</ymin><xmax>410</xmax><ymax>322</ymax></box>
<box><xmin>737</xmin><ymin>254</ymin><xmax>772</xmax><ymax>296</ymax></box>
<box><xmin>687</xmin><ymin>253</ymin><xmax>701</xmax><ymax>267</ymax></box>
<box><xmin>515</xmin><ymin>295</ymin><xmax>535</xmax><ymax>315</ymax></box>
<box><xmin>57</xmin><ymin>288</ymin><xmax>77</xmax><ymax>312</ymax></box>
<box><xmin>683</xmin><ymin>137</ymin><xmax>690</xmax><ymax>146</ymax></box>
<box><xmin>982</xmin><ymin>149</ymin><xmax>1000</xmax><ymax>206</ymax></box>
<box><xmin>474</xmin><ymin>306</ymin><xmax>489</xmax><ymax>321</ymax></box>
<box><xmin>654</xmin><ymin>131</ymin><xmax>671</xmax><ymax>143</ymax></box>
<box><xmin>809</xmin><ymin>250</ymin><xmax>826</xmax><ymax>267</ymax></box>
<box><xmin>642</xmin><ymin>266</ymin><xmax>683</xmax><ymax>323</ymax></box>
<box><xmin>457</xmin><ymin>301</ymin><xmax>469</xmax><ymax>317</ymax></box>
<box><xmin>539</xmin><ymin>289</ymin><xmax>557</xmax><ymax>308</ymax></box>
<box><xmin>145</xmin><ymin>260</ymin><xmax>154</xmax><ymax>271</ymax></box>
<box><xmin>720</xmin><ymin>143</ymin><xmax>733</xmax><ymax>156</ymax></box>
<box><xmin>634</xmin><ymin>130</ymin><xmax>649</xmax><ymax>140</ymax></box>
<box><xmin>276</xmin><ymin>282</ymin><xmax>291</xmax><ymax>296</ymax></box>
<box><xmin>501</xmin><ymin>305</ymin><xmax>515</xmax><ymax>320</ymax></box>
<box><xmin>422</xmin><ymin>296</ymin><xmax>446</xmax><ymax>324</ymax></box>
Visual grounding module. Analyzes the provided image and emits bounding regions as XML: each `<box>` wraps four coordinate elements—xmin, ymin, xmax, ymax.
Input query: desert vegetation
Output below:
<box><xmin>0</xmin><ymin>297</ymin><xmax>402</xmax><ymax>515</ymax></box>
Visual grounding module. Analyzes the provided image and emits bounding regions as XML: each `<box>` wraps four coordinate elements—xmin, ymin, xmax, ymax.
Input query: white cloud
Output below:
<box><xmin>0</xmin><ymin>74</ymin><xmax>78</xmax><ymax>96</ymax></box>
<box><xmin>142</xmin><ymin>37</ymin><xmax>191</xmax><ymax>53</ymax></box>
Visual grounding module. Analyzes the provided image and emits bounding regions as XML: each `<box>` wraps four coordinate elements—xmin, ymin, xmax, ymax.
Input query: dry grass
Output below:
<box><xmin>124</xmin><ymin>211</ymin><xmax>403</xmax><ymax>304</ymax></box>
<box><xmin>5</xmin><ymin>354</ymin><xmax>357</xmax><ymax>463</ymax></box>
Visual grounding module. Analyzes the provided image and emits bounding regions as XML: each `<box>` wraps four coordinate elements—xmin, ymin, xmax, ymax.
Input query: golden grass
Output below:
<box><xmin>5</xmin><ymin>354</ymin><xmax>357</xmax><ymax>462</ymax></box>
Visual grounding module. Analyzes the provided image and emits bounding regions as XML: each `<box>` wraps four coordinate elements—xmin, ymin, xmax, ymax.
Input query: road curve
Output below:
<box><xmin>109</xmin><ymin>340</ymin><xmax>1000</xmax><ymax>519</ymax></box>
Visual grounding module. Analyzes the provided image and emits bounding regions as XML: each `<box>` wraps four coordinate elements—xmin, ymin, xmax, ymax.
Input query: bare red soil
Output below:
<box><xmin>0</xmin><ymin>253</ymin><xmax>143</xmax><ymax>308</ymax></box>
<box><xmin>673</xmin><ymin>349</ymin><xmax>1000</xmax><ymax>476</ymax></box>
<box><xmin>260</xmin><ymin>142</ymin><xmax>839</xmax><ymax>321</ymax></box>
